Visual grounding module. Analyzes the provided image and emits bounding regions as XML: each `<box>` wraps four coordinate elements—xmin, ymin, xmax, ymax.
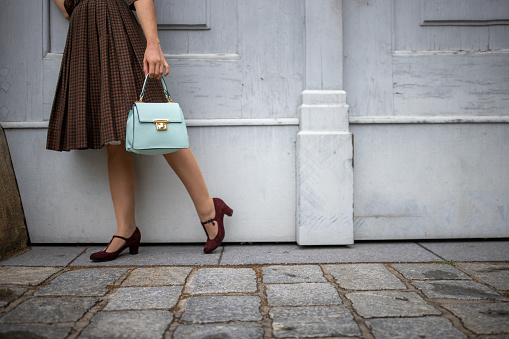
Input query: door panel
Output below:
<box><xmin>343</xmin><ymin>0</ymin><xmax>393</xmax><ymax>117</ymax></box>
<box><xmin>419</xmin><ymin>0</ymin><xmax>509</xmax><ymax>25</ymax></box>
<box><xmin>10</xmin><ymin>0</ymin><xmax>305</xmax><ymax>243</ymax></box>
<box><xmin>395</xmin><ymin>0</ymin><xmax>508</xmax><ymax>51</ymax></box>
<box><xmin>344</xmin><ymin>0</ymin><xmax>509</xmax><ymax>239</ymax></box>
<box><xmin>393</xmin><ymin>53</ymin><xmax>509</xmax><ymax>116</ymax></box>
<box><xmin>45</xmin><ymin>0</ymin><xmax>304</xmax><ymax>119</ymax></box>
<box><xmin>393</xmin><ymin>0</ymin><xmax>509</xmax><ymax>117</ymax></box>
<box><xmin>155</xmin><ymin>0</ymin><xmax>210</xmax><ymax>30</ymax></box>
<box><xmin>345</xmin><ymin>0</ymin><xmax>509</xmax><ymax>117</ymax></box>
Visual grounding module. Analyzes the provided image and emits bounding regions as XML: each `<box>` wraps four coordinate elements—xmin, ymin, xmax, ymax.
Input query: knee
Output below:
<box><xmin>105</xmin><ymin>142</ymin><xmax>130</xmax><ymax>160</ymax></box>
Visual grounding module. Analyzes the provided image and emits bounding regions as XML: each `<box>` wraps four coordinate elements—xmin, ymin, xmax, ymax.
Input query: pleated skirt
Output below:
<box><xmin>47</xmin><ymin>0</ymin><xmax>167</xmax><ymax>151</ymax></box>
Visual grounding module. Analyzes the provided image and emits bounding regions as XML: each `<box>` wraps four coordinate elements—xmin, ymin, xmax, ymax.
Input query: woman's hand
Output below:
<box><xmin>53</xmin><ymin>0</ymin><xmax>70</xmax><ymax>20</ymax></box>
<box><xmin>134</xmin><ymin>0</ymin><xmax>169</xmax><ymax>79</ymax></box>
<box><xmin>144</xmin><ymin>40</ymin><xmax>170</xmax><ymax>79</ymax></box>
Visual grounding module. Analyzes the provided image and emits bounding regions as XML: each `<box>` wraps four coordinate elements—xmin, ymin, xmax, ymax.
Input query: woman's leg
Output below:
<box><xmin>104</xmin><ymin>143</ymin><xmax>138</xmax><ymax>252</ymax></box>
<box><xmin>163</xmin><ymin>148</ymin><xmax>218</xmax><ymax>239</ymax></box>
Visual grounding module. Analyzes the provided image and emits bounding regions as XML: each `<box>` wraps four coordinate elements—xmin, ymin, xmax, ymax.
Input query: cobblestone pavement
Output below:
<box><xmin>0</xmin><ymin>241</ymin><xmax>508</xmax><ymax>338</ymax></box>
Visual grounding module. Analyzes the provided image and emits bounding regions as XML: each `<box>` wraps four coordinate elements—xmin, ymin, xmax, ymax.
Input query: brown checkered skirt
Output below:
<box><xmin>46</xmin><ymin>0</ymin><xmax>167</xmax><ymax>151</ymax></box>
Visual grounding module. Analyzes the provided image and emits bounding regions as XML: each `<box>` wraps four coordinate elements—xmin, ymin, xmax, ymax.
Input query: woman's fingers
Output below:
<box><xmin>143</xmin><ymin>57</ymin><xmax>149</xmax><ymax>77</ymax></box>
<box><xmin>149</xmin><ymin>62</ymin><xmax>156</xmax><ymax>78</ymax></box>
<box><xmin>145</xmin><ymin>59</ymin><xmax>163</xmax><ymax>79</ymax></box>
<box><xmin>148</xmin><ymin>61</ymin><xmax>168</xmax><ymax>79</ymax></box>
<box><xmin>163</xmin><ymin>61</ymin><xmax>170</xmax><ymax>77</ymax></box>
<box><xmin>143</xmin><ymin>44</ymin><xmax>169</xmax><ymax>79</ymax></box>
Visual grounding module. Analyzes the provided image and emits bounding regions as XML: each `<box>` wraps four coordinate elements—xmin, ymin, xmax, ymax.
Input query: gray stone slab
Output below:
<box><xmin>412</xmin><ymin>280</ymin><xmax>506</xmax><ymax>301</ymax></box>
<box><xmin>262</xmin><ymin>265</ymin><xmax>326</xmax><ymax>283</ymax></box>
<box><xmin>220</xmin><ymin>242</ymin><xmax>441</xmax><ymax>265</ymax></box>
<box><xmin>181</xmin><ymin>296</ymin><xmax>262</xmax><ymax>323</ymax></box>
<box><xmin>418</xmin><ymin>241</ymin><xmax>509</xmax><ymax>261</ymax></box>
<box><xmin>457</xmin><ymin>263</ymin><xmax>509</xmax><ymax>290</ymax></box>
<box><xmin>122</xmin><ymin>266</ymin><xmax>192</xmax><ymax>286</ymax></box>
<box><xmin>0</xmin><ymin>286</ymin><xmax>27</xmax><ymax>307</ymax></box>
<box><xmin>71</xmin><ymin>245</ymin><xmax>220</xmax><ymax>266</ymax></box>
<box><xmin>174</xmin><ymin>323</ymin><xmax>263</xmax><ymax>339</ymax></box>
<box><xmin>270</xmin><ymin>306</ymin><xmax>360</xmax><ymax>338</ymax></box>
<box><xmin>104</xmin><ymin>286</ymin><xmax>182</xmax><ymax>310</ymax></box>
<box><xmin>189</xmin><ymin>268</ymin><xmax>257</xmax><ymax>294</ymax></box>
<box><xmin>442</xmin><ymin>303</ymin><xmax>509</xmax><ymax>334</ymax></box>
<box><xmin>391</xmin><ymin>263</ymin><xmax>471</xmax><ymax>280</ymax></box>
<box><xmin>35</xmin><ymin>268</ymin><xmax>127</xmax><ymax>297</ymax></box>
<box><xmin>0</xmin><ymin>267</ymin><xmax>61</xmax><ymax>285</ymax></box>
<box><xmin>0</xmin><ymin>325</ymin><xmax>71</xmax><ymax>339</ymax></box>
<box><xmin>326</xmin><ymin>264</ymin><xmax>406</xmax><ymax>290</ymax></box>
<box><xmin>266</xmin><ymin>283</ymin><xmax>342</xmax><ymax>306</ymax></box>
<box><xmin>0</xmin><ymin>246</ymin><xmax>85</xmax><ymax>266</ymax></box>
<box><xmin>79</xmin><ymin>310</ymin><xmax>172</xmax><ymax>339</ymax></box>
<box><xmin>366</xmin><ymin>317</ymin><xmax>467</xmax><ymax>339</ymax></box>
<box><xmin>0</xmin><ymin>297</ymin><xmax>97</xmax><ymax>323</ymax></box>
<box><xmin>346</xmin><ymin>291</ymin><xmax>441</xmax><ymax>318</ymax></box>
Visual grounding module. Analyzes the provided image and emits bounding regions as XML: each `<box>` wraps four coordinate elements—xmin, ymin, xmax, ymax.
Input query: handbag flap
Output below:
<box><xmin>134</xmin><ymin>102</ymin><xmax>184</xmax><ymax>123</ymax></box>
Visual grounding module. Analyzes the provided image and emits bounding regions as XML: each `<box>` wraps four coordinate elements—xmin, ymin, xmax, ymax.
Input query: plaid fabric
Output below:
<box><xmin>47</xmin><ymin>0</ymin><xmax>166</xmax><ymax>151</ymax></box>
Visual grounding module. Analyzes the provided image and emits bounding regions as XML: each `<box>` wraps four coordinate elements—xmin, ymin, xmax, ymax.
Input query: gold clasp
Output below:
<box><xmin>153</xmin><ymin>119</ymin><xmax>170</xmax><ymax>131</ymax></box>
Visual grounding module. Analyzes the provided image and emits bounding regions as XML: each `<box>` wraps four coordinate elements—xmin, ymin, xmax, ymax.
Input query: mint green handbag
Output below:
<box><xmin>126</xmin><ymin>74</ymin><xmax>189</xmax><ymax>155</ymax></box>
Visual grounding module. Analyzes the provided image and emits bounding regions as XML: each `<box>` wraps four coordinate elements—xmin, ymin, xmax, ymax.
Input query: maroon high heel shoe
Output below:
<box><xmin>201</xmin><ymin>198</ymin><xmax>233</xmax><ymax>254</ymax></box>
<box><xmin>90</xmin><ymin>227</ymin><xmax>141</xmax><ymax>262</ymax></box>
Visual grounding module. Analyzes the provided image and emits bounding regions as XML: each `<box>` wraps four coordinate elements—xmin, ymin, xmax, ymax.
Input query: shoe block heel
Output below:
<box><xmin>223</xmin><ymin>204</ymin><xmax>234</xmax><ymax>217</ymax></box>
<box><xmin>129</xmin><ymin>243</ymin><xmax>139</xmax><ymax>255</ymax></box>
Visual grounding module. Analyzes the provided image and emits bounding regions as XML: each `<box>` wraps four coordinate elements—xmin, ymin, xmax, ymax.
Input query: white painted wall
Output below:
<box><xmin>351</xmin><ymin>123</ymin><xmax>509</xmax><ymax>239</ymax></box>
<box><xmin>1</xmin><ymin>0</ymin><xmax>508</xmax><ymax>243</ymax></box>
<box><xmin>5</xmin><ymin>126</ymin><xmax>297</xmax><ymax>243</ymax></box>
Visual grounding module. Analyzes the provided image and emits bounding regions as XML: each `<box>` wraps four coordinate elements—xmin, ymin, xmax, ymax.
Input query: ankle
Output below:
<box><xmin>116</xmin><ymin>224</ymin><xmax>137</xmax><ymax>237</ymax></box>
<box><xmin>197</xmin><ymin>197</ymin><xmax>215</xmax><ymax>222</ymax></box>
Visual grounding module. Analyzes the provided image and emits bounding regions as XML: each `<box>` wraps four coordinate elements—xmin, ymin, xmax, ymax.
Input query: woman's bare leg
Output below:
<box><xmin>163</xmin><ymin>148</ymin><xmax>218</xmax><ymax>239</ymax></box>
<box><xmin>104</xmin><ymin>143</ymin><xmax>137</xmax><ymax>252</ymax></box>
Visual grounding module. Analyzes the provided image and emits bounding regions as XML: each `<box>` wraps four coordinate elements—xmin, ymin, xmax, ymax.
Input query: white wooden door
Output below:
<box><xmin>344</xmin><ymin>0</ymin><xmax>509</xmax><ymax>239</ymax></box>
<box><xmin>3</xmin><ymin>0</ymin><xmax>306</xmax><ymax>243</ymax></box>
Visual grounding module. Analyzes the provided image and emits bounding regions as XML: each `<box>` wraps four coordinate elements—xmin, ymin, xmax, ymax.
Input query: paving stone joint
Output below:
<box><xmin>0</xmin><ymin>241</ymin><xmax>508</xmax><ymax>338</ymax></box>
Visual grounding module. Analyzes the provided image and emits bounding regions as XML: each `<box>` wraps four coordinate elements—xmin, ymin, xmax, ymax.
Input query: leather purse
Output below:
<box><xmin>126</xmin><ymin>74</ymin><xmax>189</xmax><ymax>155</ymax></box>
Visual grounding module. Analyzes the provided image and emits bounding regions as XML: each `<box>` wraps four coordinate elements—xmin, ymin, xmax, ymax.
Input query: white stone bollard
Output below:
<box><xmin>296</xmin><ymin>90</ymin><xmax>354</xmax><ymax>245</ymax></box>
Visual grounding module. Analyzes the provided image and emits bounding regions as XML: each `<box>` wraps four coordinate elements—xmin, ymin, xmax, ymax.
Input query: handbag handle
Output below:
<box><xmin>138</xmin><ymin>69</ymin><xmax>173</xmax><ymax>103</ymax></box>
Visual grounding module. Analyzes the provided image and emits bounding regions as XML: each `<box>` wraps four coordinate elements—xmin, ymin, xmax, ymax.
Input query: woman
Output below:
<box><xmin>48</xmin><ymin>0</ymin><xmax>232</xmax><ymax>261</ymax></box>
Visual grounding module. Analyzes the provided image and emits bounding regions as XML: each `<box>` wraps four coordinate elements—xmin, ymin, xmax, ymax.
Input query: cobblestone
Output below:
<box><xmin>391</xmin><ymin>263</ymin><xmax>471</xmax><ymax>280</ymax></box>
<box><xmin>412</xmin><ymin>280</ymin><xmax>506</xmax><ymax>300</ymax></box>
<box><xmin>122</xmin><ymin>266</ymin><xmax>192</xmax><ymax>286</ymax></box>
<box><xmin>35</xmin><ymin>268</ymin><xmax>127</xmax><ymax>297</ymax></box>
<box><xmin>0</xmin><ymin>297</ymin><xmax>97</xmax><ymax>323</ymax></box>
<box><xmin>327</xmin><ymin>263</ymin><xmax>405</xmax><ymax>290</ymax></box>
<box><xmin>262</xmin><ymin>265</ymin><xmax>326</xmax><ymax>283</ymax></box>
<box><xmin>346</xmin><ymin>291</ymin><xmax>441</xmax><ymax>318</ymax></box>
<box><xmin>442</xmin><ymin>303</ymin><xmax>509</xmax><ymax>334</ymax></box>
<box><xmin>0</xmin><ymin>267</ymin><xmax>60</xmax><ymax>285</ymax></box>
<box><xmin>265</xmin><ymin>283</ymin><xmax>342</xmax><ymax>306</ymax></box>
<box><xmin>456</xmin><ymin>263</ymin><xmax>509</xmax><ymax>290</ymax></box>
<box><xmin>79</xmin><ymin>310</ymin><xmax>172</xmax><ymax>338</ymax></box>
<box><xmin>366</xmin><ymin>317</ymin><xmax>467</xmax><ymax>339</ymax></box>
<box><xmin>189</xmin><ymin>267</ymin><xmax>257</xmax><ymax>294</ymax></box>
<box><xmin>270</xmin><ymin>306</ymin><xmax>360</xmax><ymax>338</ymax></box>
<box><xmin>104</xmin><ymin>286</ymin><xmax>182</xmax><ymax>310</ymax></box>
<box><xmin>0</xmin><ymin>287</ymin><xmax>27</xmax><ymax>307</ymax></box>
<box><xmin>0</xmin><ymin>242</ymin><xmax>507</xmax><ymax>338</ymax></box>
<box><xmin>173</xmin><ymin>323</ymin><xmax>263</xmax><ymax>339</ymax></box>
<box><xmin>181</xmin><ymin>296</ymin><xmax>262</xmax><ymax>323</ymax></box>
<box><xmin>0</xmin><ymin>325</ymin><xmax>71</xmax><ymax>339</ymax></box>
